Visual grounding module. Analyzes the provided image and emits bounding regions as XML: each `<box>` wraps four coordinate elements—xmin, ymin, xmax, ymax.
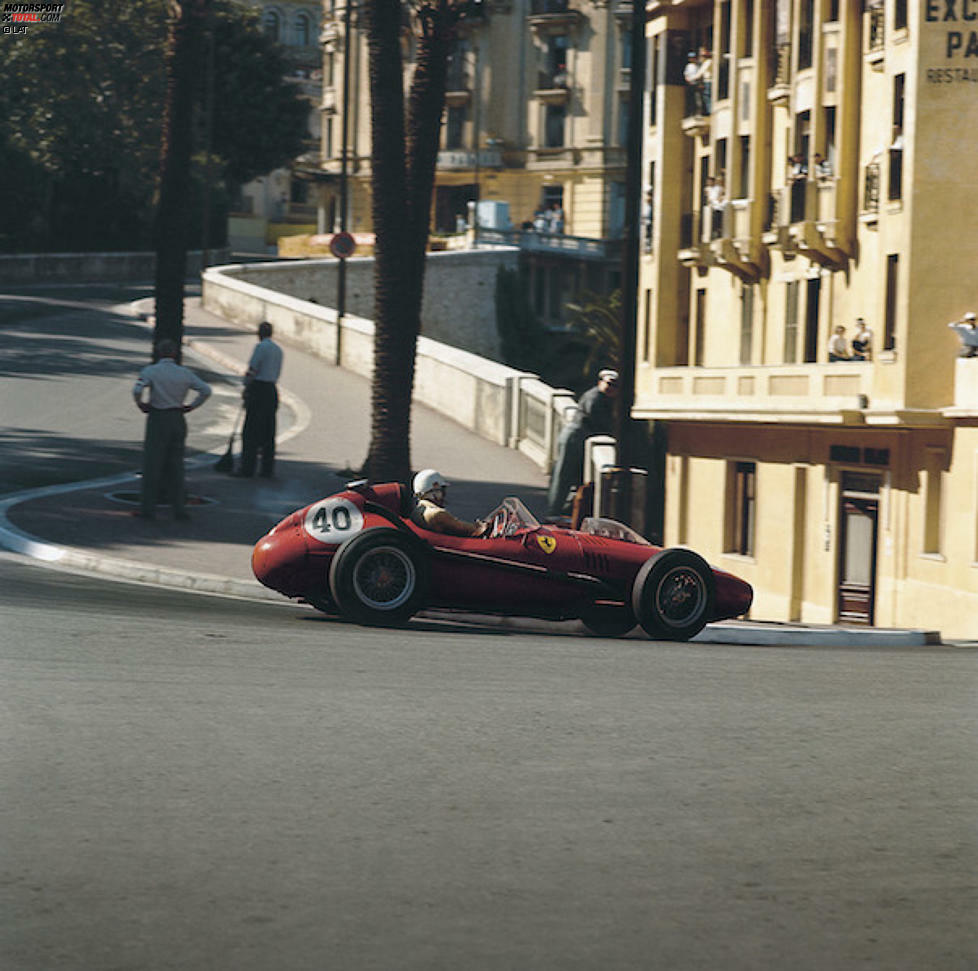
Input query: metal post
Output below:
<box><xmin>471</xmin><ymin>34</ymin><xmax>480</xmax><ymax>248</ymax></box>
<box><xmin>615</xmin><ymin>0</ymin><xmax>647</xmax><ymax>470</ymax></box>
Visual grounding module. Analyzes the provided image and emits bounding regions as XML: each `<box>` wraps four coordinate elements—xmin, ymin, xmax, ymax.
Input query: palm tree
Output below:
<box><xmin>153</xmin><ymin>0</ymin><xmax>209</xmax><ymax>360</ymax></box>
<box><xmin>361</xmin><ymin>0</ymin><xmax>470</xmax><ymax>483</ymax></box>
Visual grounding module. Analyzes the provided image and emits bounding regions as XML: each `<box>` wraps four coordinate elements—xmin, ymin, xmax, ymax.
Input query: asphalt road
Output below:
<box><xmin>2</xmin><ymin>557</ymin><xmax>976</xmax><ymax>970</ymax></box>
<box><xmin>0</xmin><ymin>284</ymin><xmax>242</xmax><ymax>495</ymax></box>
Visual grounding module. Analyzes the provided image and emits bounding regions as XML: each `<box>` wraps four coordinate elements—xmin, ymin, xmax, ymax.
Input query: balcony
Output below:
<box><xmin>867</xmin><ymin>5</ymin><xmax>885</xmax><ymax>70</ymax></box>
<box><xmin>476</xmin><ymin>227</ymin><xmax>623</xmax><ymax>262</ymax></box>
<box><xmin>768</xmin><ymin>43</ymin><xmax>791</xmax><ymax>104</ymax></box>
<box><xmin>703</xmin><ymin>201</ymin><xmax>764</xmax><ymax>281</ymax></box>
<box><xmin>534</xmin><ymin>69</ymin><xmax>571</xmax><ymax>104</ymax></box>
<box><xmin>860</xmin><ymin>162</ymin><xmax>881</xmax><ymax>225</ymax></box>
<box><xmin>528</xmin><ymin>0</ymin><xmax>582</xmax><ymax>33</ymax></box>
<box><xmin>640</xmin><ymin>363</ymin><xmax>874</xmax><ymax>424</ymax></box>
<box><xmin>677</xmin><ymin>211</ymin><xmax>712</xmax><ymax>268</ymax></box>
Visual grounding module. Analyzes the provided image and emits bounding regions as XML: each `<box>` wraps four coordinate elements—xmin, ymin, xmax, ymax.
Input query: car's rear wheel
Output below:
<box><xmin>580</xmin><ymin>602</ymin><xmax>636</xmax><ymax>638</ymax></box>
<box><xmin>329</xmin><ymin>528</ymin><xmax>429</xmax><ymax>626</ymax></box>
<box><xmin>631</xmin><ymin>549</ymin><xmax>714</xmax><ymax>642</ymax></box>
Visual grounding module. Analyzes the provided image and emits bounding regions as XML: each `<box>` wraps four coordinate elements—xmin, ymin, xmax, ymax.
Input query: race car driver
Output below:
<box><xmin>410</xmin><ymin>469</ymin><xmax>486</xmax><ymax>537</ymax></box>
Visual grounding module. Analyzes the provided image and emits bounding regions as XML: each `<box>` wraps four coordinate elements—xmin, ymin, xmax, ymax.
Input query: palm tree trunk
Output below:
<box><xmin>153</xmin><ymin>0</ymin><xmax>207</xmax><ymax>360</ymax></box>
<box><xmin>361</xmin><ymin>0</ymin><xmax>459</xmax><ymax>485</ymax></box>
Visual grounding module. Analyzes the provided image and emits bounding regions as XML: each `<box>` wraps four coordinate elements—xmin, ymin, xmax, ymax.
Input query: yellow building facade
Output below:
<box><xmin>318</xmin><ymin>0</ymin><xmax>636</xmax><ymax>244</ymax></box>
<box><xmin>637</xmin><ymin>0</ymin><xmax>978</xmax><ymax>636</ymax></box>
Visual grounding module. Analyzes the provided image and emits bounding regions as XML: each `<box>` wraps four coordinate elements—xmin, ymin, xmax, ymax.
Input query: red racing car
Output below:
<box><xmin>252</xmin><ymin>480</ymin><xmax>753</xmax><ymax>641</ymax></box>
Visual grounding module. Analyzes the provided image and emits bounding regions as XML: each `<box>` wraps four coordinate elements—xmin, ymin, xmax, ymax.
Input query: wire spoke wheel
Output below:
<box><xmin>654</xmin><ymin>566</ymin><xmax>707</xmax><ymax>628</ymax></box>
<box><xmin>352</xmin><ymin>547</ymin><xmax>416</xmax><ymax>610</ymax></box>
<box><xmin>632</xmin><ymin>549</ymin><xmax>715</xmax><ymax>642</ymax></box>
<box><xmin>329</xmin><ymin>528</ymin><xmax>429</xmax><ymax>627</ymax></box>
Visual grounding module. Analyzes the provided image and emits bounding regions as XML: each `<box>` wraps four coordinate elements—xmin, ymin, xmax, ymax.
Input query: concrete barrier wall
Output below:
<box><xmin>202</xmin><ymin>261</ymin><xmax>574</xmax><ymax>469</ymax></box>
<box><xmin>0</xmin><ymin>250</ymin><xmax>230</xmax><ymax>285</ymax></box>
<box><xmin>221</xmin><ymin>248</ymin><xmax>517</xmax><ymax>361</ymax></box>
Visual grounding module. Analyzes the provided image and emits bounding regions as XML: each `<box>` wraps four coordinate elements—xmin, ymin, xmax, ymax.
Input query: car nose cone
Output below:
<box><xmin>252</xmin><ymin>522</ymin><xmax>305</xmax><ymax>593</ymax></box>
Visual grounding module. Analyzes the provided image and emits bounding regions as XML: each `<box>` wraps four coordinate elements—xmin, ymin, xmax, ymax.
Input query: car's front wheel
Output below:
<box><xmin>631</xmin><ymin>549</ymin><xmax>715</xmax><ymax>642</ymax></box>
<box><xmin>329</xmin><ymin>528</ymin><xmax>429</xmax><ymax>627</ymax></box>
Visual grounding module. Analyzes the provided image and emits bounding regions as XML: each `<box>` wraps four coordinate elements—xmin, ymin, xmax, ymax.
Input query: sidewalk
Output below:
<box><xmin>0</xmin><ymin>295</ymin><xmax>943</xmax><ymax>647</ymax></box>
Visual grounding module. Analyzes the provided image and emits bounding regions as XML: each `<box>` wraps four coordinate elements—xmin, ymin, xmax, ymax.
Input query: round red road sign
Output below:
<box><xmin>329</xmin><ymin>231</ymin><xmax>356</xmax><ymax>259</ymax></box>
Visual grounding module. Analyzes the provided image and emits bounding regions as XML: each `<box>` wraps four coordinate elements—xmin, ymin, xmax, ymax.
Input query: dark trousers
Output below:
<box><xmin>547</xmin><ymin>425</ymin><xmax>586</xmax><ymax>517</ymax></box>
<box><xmin>240</xmin><ymin>381</ymin><xmax>278</xmax><ymax>477</ymax></box>
<box><xmin>141</xmin><ymin>409</ymin><xmax>186</xmax><ymax>516</ymax></box>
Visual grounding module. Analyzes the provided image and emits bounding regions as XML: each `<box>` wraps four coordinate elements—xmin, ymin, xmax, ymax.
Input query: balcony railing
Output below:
<box><xmin>648</xmin><ymin>364</ymin><xmax>874</xmax><ymax>421</ymax></box>
<box><xmin>770</xmin><ymin>43</ymin><xmax>791</xmax><ymax>87</ymax></box>
<box><xmin>863</xmin><ymin>162</ymin><xmax>881</xmax><ymax>213</ymax></box>
<box><xmin>868</xmin><ymin>6</ymin><xmax>885</xmax><ymax>51</ymax></box>
<box><xmin>476</xmin><ymin>227</ymin><xmax>623</xmax><ymax>262</ymax></box>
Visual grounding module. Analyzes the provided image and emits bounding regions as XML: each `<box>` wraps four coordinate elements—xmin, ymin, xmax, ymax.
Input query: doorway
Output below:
<box><xmin>836</xmin><ymin>471</ymin><xmax>880</xmax><ymax>625</ymax></box>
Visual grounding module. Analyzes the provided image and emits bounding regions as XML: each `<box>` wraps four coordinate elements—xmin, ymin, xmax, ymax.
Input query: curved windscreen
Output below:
<box><xmin>482</xmin><ymin>497</ymin><xmax>541</xmax><ymax>538</ymax></box>
<box><xmin>579</xmin><ymin>517</ymin><xmax>651</xmax><ymax>546</ymax></box>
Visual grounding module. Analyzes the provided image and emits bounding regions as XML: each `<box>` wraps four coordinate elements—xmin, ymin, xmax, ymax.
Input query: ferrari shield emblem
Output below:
<box><xmin>536</xmin><ymin>534</ymin><xmax>557</xmax><ymax>555</ymax></box>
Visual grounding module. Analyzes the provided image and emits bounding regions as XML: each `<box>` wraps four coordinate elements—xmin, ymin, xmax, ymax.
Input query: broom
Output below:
<box><xmin>214</xmin><ymin>404</ymin><xmax>244</xmax><ymax>473</ymax></box>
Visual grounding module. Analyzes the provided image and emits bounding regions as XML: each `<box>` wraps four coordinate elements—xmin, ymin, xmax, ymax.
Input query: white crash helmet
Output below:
<box><xmin>413</xmin><ymin>468</ymin><xmax>448</xmax><ymax>501</ymax></box>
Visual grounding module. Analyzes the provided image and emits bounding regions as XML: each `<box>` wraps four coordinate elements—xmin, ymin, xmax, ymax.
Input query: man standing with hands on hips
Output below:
<box><xmin>132</xmin><ymin>339</ymin><xmax>212</xmax><ymax>520</ymax></box>
<box><xmin>238</xmin><ymin>320</ymin><xmax>283</xmax><ymax>478</ymax></box>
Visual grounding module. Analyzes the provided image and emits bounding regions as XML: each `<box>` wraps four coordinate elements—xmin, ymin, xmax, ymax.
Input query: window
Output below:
<box><xmin>642</xmin><ymin>288</ymin><xmax>652</xmax><ymax>362</ymax></box>
<box><xmin>325</xmin><ymin>117</ymin><xmax>333</xmax><ymax>159</ymax></box>
<box><xmin>889</xmin><ymin>74</ymin><xmax>905</xmax><ymax>200</ymax></box>
<box><xmin>718</xmin><ymin>1</ymin><xmax>732</xmax><ymax>99</ymax></box>
<box><xmin>541</xmin><ymin>34</ymin><xmax>569</xmax><ymax>89</ymax></box>
<box><xmin>649</xmin><ymin>42</ymin><xmax>659</xmax><ymax>127</ymax></box>
<box><xmin>738</xmin><ymin>135</ymin><xmax>750</xmax><ymax>199</ymax></box>
<box><xmin>544</xmin><ymin>104</ymin><xmax>565</xmax><ymax>147</ymax></box>
<box><xmin>609</xmin><ymin>182</ymin><xmax>626</xmax><ymax>238</ymax></box>
<box><xmin>895</xmin><ymin>0</ymin><xmax>908</xmax><ymax>30</ymax></box>
<box><xmin>742</xmin><ymin>0</ymin><xmax>754</xmax><ymax>57</ymax></box>
<box><xmin>618</xmin><ymin>95</ymin><xmax>630</xmax><ymax>147</ymax></box>
<box><xmin>294</xmin><ymin>11</ymin><xmax>311</xmax><ymax>47</ymax></box>
<box><xmin>694</xmin><ymin>288</ymin><xmax>707</xmax><ymax>366</ymax></box>
<box><xmin>884</xmin><ymin>254</ymin><xmax>899</xmax><ymax>351</ymax></box>
<box><xmin>740</xmin><ymin>284</ymin><xmax>754</xmax><ymax>364</ymax></box>
<box><xmin>445</xmin><ymin>105</ymin><xmax>466</xmax><ymax>150</ymax></box>
<box><xmin>784</xmin><ymin>280</ymin><xmax>799</xmax><ymax>362</ymax></box>
<box><xmin>447</xmin><ymin>40</ymin><xmax>469</xmax><ymax>91</ymax></box>
<box><xmin>923</xmin><ymin>449</ymin><xmax>945</xmax><ymax>555</ymax></box>
<box><xmin>263</xmin><ymin>9</ymin><xmax>281</xmax><ymax>42</ymax></box>
<box><xmin>325</xmin><ymin>51</ymin><xmax>335</xmax><ymax>87</ymax></box>
<box><xmin>727</xmin><ymin>461</ymin><xmax>756</xmax><ymax>556</ymax></box>
<box><xmin>798</xmin><ymin>0</ymin><xmax>814</xmax><ymax>70</ymax></box>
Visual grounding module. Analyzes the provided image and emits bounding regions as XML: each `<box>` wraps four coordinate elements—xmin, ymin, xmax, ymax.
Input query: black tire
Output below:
<box><xmin>580</xmin><ymin>602</ymin><xmax>637</xmax><ymax>638</ymax></box>
<box><xmin>631</xmin><ymin>549</ymin><xmax>715</xmax><ymax>642</ymax></box>
<box><xmin>328</xmin><ymin>528</ymin><xmax>429</xmax><ymax>626</ymax></box>
<box><xmin>305</xmin><ymin>591</ymin><xmax>338</xmax><ymax>615</ymax></box>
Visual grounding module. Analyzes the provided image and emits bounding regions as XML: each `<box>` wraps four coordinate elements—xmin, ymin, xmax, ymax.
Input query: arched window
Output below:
<box><xmin>262</xmin><ymin>9</ymin><xmax>281</xmax><ymax>43</ymax></box>
<box><xmin>295</xmin><ymin>11</ymin><xmax>311</xmax><ymax>47</ymax></box>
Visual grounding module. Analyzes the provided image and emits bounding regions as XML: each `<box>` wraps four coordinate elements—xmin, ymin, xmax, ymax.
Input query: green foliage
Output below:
<box><xmin>0</xmin><ymin>0</ymin><xmax>308</xmax><ymax>252</ymax></box>
<box><xmin>564</xmin><ymin>289</ymin><xmax>623</xmax><ymax>381</ymax></box>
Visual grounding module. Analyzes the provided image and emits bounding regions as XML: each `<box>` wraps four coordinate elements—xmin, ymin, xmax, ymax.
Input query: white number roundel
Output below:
<box><xmin>303</xmin><ymin>497</ymin><xmax>364</xmax><ymax>545</ymax></box>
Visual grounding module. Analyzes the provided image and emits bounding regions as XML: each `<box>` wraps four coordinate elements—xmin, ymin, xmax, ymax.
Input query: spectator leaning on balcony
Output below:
<box><xmin>851</xmin><ymin>318</ymin><xmax>873</xmax><ymax>360</ymax></box>
<box><xmin>828</xmin><ymin>325</ymin><xmax>851</xmax><ymax>362</ymax></box>
<box><xmin>547</xmin><ymin>369</ymin><xmax>620</xmax><ymax>517</ymax></box>
<box><xmin>683</xmin><ymin>51</ymin><xmax>701</xmax><ymax>113</ymax></box>
<box><xmin>948</xmin><ymin>311</ymin><xmax>978</xmax><ymax>358</ymax></box>
<box><xmin>814</xmin><ymin>153</ymin><xmax>833</xmax><ymax>180</ymax></box>
<box><xmin>694</xmin><ymin>47</ymin><xmax>712</xmax><ymax>114</ymax></box>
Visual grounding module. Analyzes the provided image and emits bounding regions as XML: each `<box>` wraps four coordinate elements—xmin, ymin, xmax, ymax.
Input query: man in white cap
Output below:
<box><xmin>410</xmin><ymin>469</ymin><xmax>486</xmax><ymax>537</ymax></box>
<box><xmin>948</xmin><ymin>311</ymin><xmax>978</xmax><ymax>358</ymax></box>
<box><xmin>547</xmin><ymin>368</ymin><xmax>620</xmax><ymax>517</ymax></box>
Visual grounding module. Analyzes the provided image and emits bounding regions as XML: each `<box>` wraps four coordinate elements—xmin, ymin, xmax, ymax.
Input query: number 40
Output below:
<box><xmin>312</xmin><ymin>504</ymin><xmax>352</xmax><ymax>533</ymax></box>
